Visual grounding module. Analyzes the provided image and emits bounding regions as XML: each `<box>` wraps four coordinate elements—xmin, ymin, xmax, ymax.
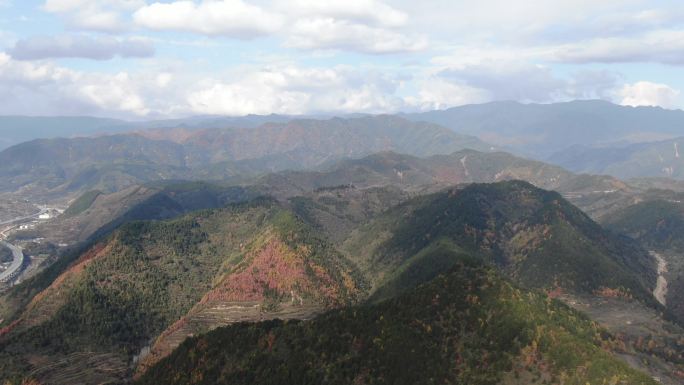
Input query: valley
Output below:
<box><xmin>0</xmin><ymin>205</ymin><xmax>65</xmax><ymax>291</ymax></box>
<box><xmin>0</xmin><ymin>240</ymin><xmax>25</xmax><ymax>285</ymax></box>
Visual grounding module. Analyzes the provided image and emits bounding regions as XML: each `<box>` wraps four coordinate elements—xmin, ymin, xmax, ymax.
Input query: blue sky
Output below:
<box><xmin>0</xmin><ymin>0</ymin><xmax>683</xmax><ymax>119</ymax></box>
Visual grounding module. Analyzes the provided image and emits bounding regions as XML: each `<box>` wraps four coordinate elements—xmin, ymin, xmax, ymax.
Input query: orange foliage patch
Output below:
<box><xmin>593</xmin><ymin>287</ymin><xmax>632</xmax><ymax>299</ymax></box>
<box><xmin>0</xmin><ymin>319</ymin><xmax>20</xmax><ymax>338</ymax></box>
<box><xmin>546</xmin><ymin>286</ymin><xmax>564</xmax><ymax>299</ymax></box>
<box><xmin>200</xmin><ymin>237</ymin><xmax>342</xmax><ymax>306</ymax></box>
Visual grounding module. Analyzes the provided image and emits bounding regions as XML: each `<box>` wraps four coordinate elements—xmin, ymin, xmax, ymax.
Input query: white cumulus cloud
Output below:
<box><xmin>78</xmin><ymin>72</ymin><xmax>149</xmax><ymax>115</ymax></box>
<box><xmin>618</xmin><ymin>81</ymin><xmax>681</xmax><ymax>108</ymax></box>
<box><xmin>285</xmin><ymin>18</ymin><xmax>427</xmax><ymax>54</ymax></box>
<box><xmin>133</xmin><ymin>0</ymin><xmax>283</xmax><ymax>38</ymax></box>
<box><xmin>187</xmin><ymin>65</ymin><xmax>405</xmax><ymax>115</ymax></box>
<box><xmin>42</xmin><ymin>0</ymin><xmax>145</xmax><ymax>32</ymax></box>
<box><xmin>282</xmin><ymin>0</ymin><xmax>408</xmax><ymax>28</ymax></box>
<box><xmin>0</xmin><ymin>51</ymin><xmax>155</xmax><ymax>116</ymax></box>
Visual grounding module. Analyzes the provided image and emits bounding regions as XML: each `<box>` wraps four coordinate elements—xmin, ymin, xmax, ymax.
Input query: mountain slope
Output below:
<box><xmin>137</xmin><ymin>262</ymin><xmax>658</xmax><ymax>385</ymax></box>
<box><xmin>549</xmin><ymin>138</ymin><xmax>684</xmax><ymax>180</ymax></box>
<box><xmin>602</xmin><ymin>197</ymin><xmax>684</xmax><ymax>326</ymax></box>
<box><xmin>343</xmin><ymin>181</ymin><xmax>656</xmax><ymax>302</ymax></box>
<box><xmin>603</xmin><ymin>197</ymin><xmax>684</xmax><ymax>252</ymax></box>
<box><xmin>0</xmin><ymin>200</ymin><xmax>363</xmax><ymax>384</ymax></box>
<box><xmin>0</xmin><ymin>180</ymin><xmax>670</xmax><ymax>384</ymax></box>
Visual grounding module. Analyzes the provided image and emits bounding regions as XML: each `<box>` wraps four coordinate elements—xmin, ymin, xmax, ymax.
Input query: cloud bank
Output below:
<box><xmin>9</xmin><ymin>35</ymin><xmax>154</xmax><ymax>60</ymax></box>
<box><xmin>0</xmin><ymin>0</ymin><xmax>678</xmax><ymax>117</ymax></box>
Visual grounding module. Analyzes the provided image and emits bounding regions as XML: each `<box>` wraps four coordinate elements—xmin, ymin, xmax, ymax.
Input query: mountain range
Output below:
<box><xmin>1</xmin><ymin>102</ymin><xmax>684</xmax><ymax>384</ymax></box>
<box><xmin>6</xmin><ymin>100</ymin><xmax>684</xmax><ymax>181</ymax></box>
<box><xmin>0</xmin><ymin>181</ymin><xmax>667</xmax><ymax>384</ymax></box>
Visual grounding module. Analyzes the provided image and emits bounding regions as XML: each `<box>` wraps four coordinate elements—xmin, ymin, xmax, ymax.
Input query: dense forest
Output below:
<box><xmin>138</xmin><ymin>262</ymin><xmax>657</xmax><ymax>385</ymax></box>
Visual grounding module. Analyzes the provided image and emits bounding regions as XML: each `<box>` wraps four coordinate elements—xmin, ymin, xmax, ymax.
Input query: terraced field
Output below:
<box><xmin>136</xmin><ymin>301</ymin><xmax>323</xmax><ymax>375</ymax></box>
<box><xmin>27</xmin><ymin>352</ymin><xmax>128</xmax><ymax>385</ymax></box>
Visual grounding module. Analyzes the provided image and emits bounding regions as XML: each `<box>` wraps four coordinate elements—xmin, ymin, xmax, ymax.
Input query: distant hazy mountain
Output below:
<box><xmin>0</xmin><ymin>114</ymin><xmax>298</xmax><ymax>151</ymax></box>
<box><xmin>8</xmin><ymin>100</ymin><xmax>684</xmax><ymax>160</ymax></box>
<box><xmin>549</xmin><ymin>137</ymin><xmax>684</xmax><ymax>180</ymax></box>
<box><xmin>405</xmin><ymin>100</ymin><xmax>684</xmax><ymax>158</ymax></box>
<box><xmin>0</xmin><ymin>116</ymin><xmax>491</xmax><ymax>199</ymax></box>
<box><xmin>178</xmin><ymin>115</ymin><xmax>492</xmax><ymax>167</ymax></box>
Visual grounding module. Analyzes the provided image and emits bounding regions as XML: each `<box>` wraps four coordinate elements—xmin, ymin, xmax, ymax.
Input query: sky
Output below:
<box><xmin>0</xmin><ymin>0</ymin><xmax>683</xmax><ymax>119</ymax></box>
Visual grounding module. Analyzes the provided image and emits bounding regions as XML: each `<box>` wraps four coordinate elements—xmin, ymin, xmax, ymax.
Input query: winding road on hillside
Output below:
<box><xmin>0</xmin><ymin>209</ymin><xmax>45</xmax><ymax>284</ymax></box>
<box><xmin>0</xmin><ymin>240</ymin><xmax>24</xmax><ymax>283</ymax></box>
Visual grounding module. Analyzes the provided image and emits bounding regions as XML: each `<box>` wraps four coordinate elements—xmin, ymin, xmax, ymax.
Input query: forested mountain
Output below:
<box><xmin>138</xmin><ymin>262</ymin><xmax>658</xmax><ymax>385</ymax></box>
<box><xmin>602</xmin><ymin>195</ymin><xmax>684</xmax><ymax>326</ymax></box>
<box><xmin>0</xmin><ymin>182</ymin><xmax>668</xmax><ymax>384</ymax></box>
<box><xmin>0</xmin><ymin>199</ymin><xmax>363</xmax><ymax>384</ymax></box>
<box><xmin>342</xmin><ymin>181</ymin><xmax>656</xmax><ymax>302</ymax></box>
<box><xmin>3</xmin><ymin>105</ymin><xmax>684</xmax><ymax>384</ymax></box>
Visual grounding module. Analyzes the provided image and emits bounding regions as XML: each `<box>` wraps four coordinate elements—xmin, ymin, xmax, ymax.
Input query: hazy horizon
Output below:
<box><xmin>0</xmin><ymin>98</ymin><xmax>682</xmax><ymax>121</ymax></box>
